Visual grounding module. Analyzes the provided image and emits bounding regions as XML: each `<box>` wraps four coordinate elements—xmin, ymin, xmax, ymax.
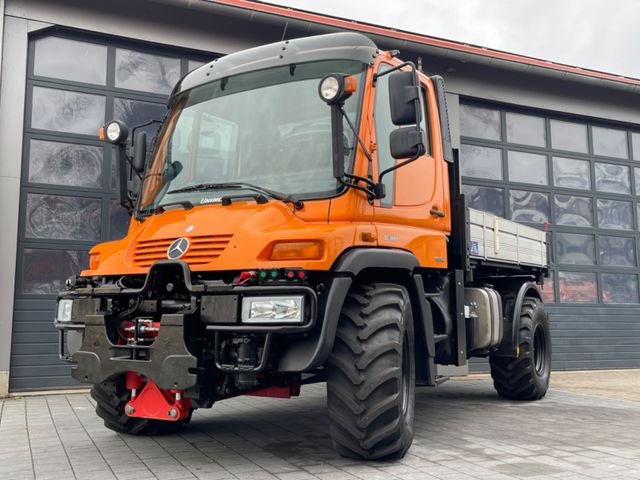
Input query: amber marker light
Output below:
<box><xmin>270</xmin><ymin>241</ymin><xmax>324</xmax><ymax>261</ymax></box>
<box><xmin>89</xmin><ymin>252</ymin><xmax>101</xmax><ymax>270</ymax></box>
<box><xmin>98</xmin><ymin>127</ymin><xmax>105</xmax><ymax>141</ymax></box>
<box><xmin>343</xmin><ymin>75</ymin><xmax>357</xmax><ymax>94</ymax></box>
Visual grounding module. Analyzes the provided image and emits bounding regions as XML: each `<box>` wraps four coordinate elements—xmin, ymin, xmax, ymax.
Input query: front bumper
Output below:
<box><xmin>54</xmin><ymin>260</ymin><xmax>348</xmax><ymax>387</ymax></box>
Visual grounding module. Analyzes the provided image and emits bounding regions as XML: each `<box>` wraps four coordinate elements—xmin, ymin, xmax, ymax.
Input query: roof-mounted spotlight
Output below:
<box><xmin>318</xmin><ymin>73</ymin><xmax>357</xmax><ymax>105</ymax></box>
<box><xmin>99</xmin><ymin>120</ymin><xmax>129</xmax><ymax>145</ymax></box>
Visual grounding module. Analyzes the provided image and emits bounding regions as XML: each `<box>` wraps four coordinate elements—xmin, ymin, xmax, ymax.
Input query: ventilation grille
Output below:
<box><xmin>132</xmin><ymin>235</ymin><xmax>233</xmax><ymax>267</ymax></box>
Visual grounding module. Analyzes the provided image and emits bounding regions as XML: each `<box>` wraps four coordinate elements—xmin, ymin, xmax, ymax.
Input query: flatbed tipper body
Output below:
<box><xmin>54</xmin><ymin>32</ymin><xmax>552</xmax><ymax>461</ymax></box>
<box><xmin>468</xmin><ymin>208</ymin><xmax>547</xmax><ymax>268</ymax></box>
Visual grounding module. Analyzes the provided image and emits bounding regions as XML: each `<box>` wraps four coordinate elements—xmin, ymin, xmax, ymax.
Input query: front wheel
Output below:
<box><xmin>326</xmin><ymin>283</ymin><xmax>415</xmax><ymax>460</ymax></box>
<box><xmin>490</xmin><ymin>296</ymin><xmax>551</xmax><ymax>400</ymax></box>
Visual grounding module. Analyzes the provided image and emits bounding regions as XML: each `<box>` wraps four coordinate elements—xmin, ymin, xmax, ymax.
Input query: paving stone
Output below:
<box><xmin>1</xmin><ymin>378</ymin><xmax>640</xmax><ymax>479</ymax></box>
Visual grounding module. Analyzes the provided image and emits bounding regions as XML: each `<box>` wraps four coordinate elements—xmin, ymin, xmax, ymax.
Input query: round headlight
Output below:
<box><xmin>106</xmin><ymin>122</ymin><xmax>122</xmax><ymax>142</ymax></box>
<box><xmin>319</xmin><ymin>75</ymin><xmax>340</xmax><ymax>102</ymax></box>
<box><xmin>101</xmin><ymin>120</ymin><xmax>129</xmax><ymax>145</ymax></box>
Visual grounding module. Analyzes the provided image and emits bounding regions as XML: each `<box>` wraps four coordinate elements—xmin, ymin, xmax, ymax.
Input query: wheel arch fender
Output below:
<box><xmin>493</xmin><ymin>280</ymin><xmax>543</xmax><ymax>357</ymax></box>
<box><xmin>278</xmin><ymin>247</ymin><xmax>435</xmax><ymax>372</ymax></box>
<box><xmin>332</xmin><ymin>248</ymin><xmax>436</xmax><ymax>383</ymax></box>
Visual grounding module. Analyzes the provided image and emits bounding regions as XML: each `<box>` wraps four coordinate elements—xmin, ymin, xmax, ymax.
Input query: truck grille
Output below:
<box><xmin>133</xmin><ymin>235</ymin><xmax>233</xmax><ymax>267</ymax></box>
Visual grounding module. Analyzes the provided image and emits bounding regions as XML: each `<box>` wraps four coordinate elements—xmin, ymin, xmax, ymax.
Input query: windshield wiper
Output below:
<box><xmin>139</xmin><ymin>200</ymin><xmax>194</xmax><ymax>218</ymax></box>
<box><xmin>167</xmin><ymin>182</ymin><xmax>303</xmax><ymax>209</ymax></box>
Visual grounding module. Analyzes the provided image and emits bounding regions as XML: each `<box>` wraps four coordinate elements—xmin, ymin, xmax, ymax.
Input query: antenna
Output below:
<box><xmin>281</xmin><ymin>22</ymin><xmax>289</xmax><ymax>41</ymax></box>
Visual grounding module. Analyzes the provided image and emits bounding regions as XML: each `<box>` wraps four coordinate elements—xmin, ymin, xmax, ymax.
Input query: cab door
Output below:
<box><xmin>372</xmin><ymin>64</ymin><xmax>451</xmax><ymax>268</ymax></box>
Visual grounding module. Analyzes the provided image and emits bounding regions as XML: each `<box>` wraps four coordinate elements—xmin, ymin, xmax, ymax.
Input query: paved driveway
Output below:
<box><xmin>1</xmin><ymin>377</ymin><xmax>640</xmax><ymax>480</ymax></box>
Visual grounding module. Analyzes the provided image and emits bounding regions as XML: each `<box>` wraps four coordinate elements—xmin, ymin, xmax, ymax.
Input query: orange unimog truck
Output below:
<box><xmin>55</xmin><ymin>32</ymin><xmax>550</xmax><ymax>460</ymax></box>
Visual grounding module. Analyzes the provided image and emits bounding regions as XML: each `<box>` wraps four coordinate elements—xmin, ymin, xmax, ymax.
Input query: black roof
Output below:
<box><xmin>170</xmin><ymin>32</ymin><xmax>378</xmax><ymax>99</ymax></box>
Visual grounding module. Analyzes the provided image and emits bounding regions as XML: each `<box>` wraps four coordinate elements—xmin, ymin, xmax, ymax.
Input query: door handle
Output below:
<box><xmin>430</xmin><ymin>208</ymin><xmax>445</xmax><ymax>218</ymax></box>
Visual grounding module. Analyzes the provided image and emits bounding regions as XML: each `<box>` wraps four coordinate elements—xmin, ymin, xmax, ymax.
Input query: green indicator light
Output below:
<box><xmin>270</xmin><ymin>270</ymin><xmax>278</xmax><ymax>278</ymax></box>
<box><xmin>259</xmin><ymin>271</ymin><xmax>267</xmax><ymax>279</ymax></box>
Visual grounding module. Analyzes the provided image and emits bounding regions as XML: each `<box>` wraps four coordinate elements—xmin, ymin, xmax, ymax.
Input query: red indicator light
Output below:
<box><xmin>298</xmin><ymin>271</ymin><xmax>305</xmax><ymax>279</ymax></box>
<box><xmin>287</xmin><ymin>271</ymin><xmax>294</xmax><ymax>279</ymax></box>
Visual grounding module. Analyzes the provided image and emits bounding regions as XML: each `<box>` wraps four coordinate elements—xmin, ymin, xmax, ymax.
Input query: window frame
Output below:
<box><xmin>460</xmin><ymin>97</ymin><xmax>640</xmax><ymax>305</ymax></box>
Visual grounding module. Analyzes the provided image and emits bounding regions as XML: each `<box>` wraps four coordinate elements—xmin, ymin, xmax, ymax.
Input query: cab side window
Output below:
<box><xmin>374</xmin><ymin>65</ymin><xmax>396</xmax><ymax>207</ymax></box>
<box><xmin>374</xmin><ymin>65</ymin><xmax>432</xmax><ymax>207</ymax></box>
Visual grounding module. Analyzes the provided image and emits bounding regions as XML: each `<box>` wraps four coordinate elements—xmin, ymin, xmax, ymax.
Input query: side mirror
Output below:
<box><xmin>390</xmin><ymin>127</ymin><xmax>426</xmax><ymax>159</ymax></box>
<box><xmin>376</xmin><ymin>63</ymin><xmax>426</xmax><ymax>195</ymax></box>
<box><xmin>388</xmin><ymin>71</ymin><xmax>421</xmax><ymax>126</ymax></box>
<box><xmin>132</xmin><ymin>131</ymin><xmax>147</xmax><ymax>173</ymax></box>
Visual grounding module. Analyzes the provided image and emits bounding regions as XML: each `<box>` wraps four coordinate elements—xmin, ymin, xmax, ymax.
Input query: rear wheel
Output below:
<box><xmin>326</xmin><ymin>283</ymin><xmax>415</xmax><ymax>460</ymax></box>
<box><xmin>91</xmin><ymin>378</ymin><xmax>191</xmax><ymax>435</ymax></box>
<box><xmin>490</xmin><ymin>296</ymin><xmax>551</xmax><ymax>400</ymax></box>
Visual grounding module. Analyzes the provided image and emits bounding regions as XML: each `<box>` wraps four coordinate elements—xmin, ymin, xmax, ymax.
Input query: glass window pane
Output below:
<box><xmin>552</xmin><ymin>157</ymin><xmax>590</xmax><ymax>190</ymax></box>
<box><xmin>538</xmin><ymin>274</ymin><xmax>555</xmax><ymax>303</ymax></box>
<box><xmin>374</xmin><ymin>65</ymin><xmax>395</xmax><ymax>207</ymax></box>
<box><xmin>109</xmin><ymin>201</ymin><xmax>130</xmax><ymax>240</ymax></box>
<box><xmin>114</xmin><ymin>98</ymin><xmax>166</xmax><ymax>145</ymax></box>
<box><xmin>558</xmin><ymin>271</ymin><xmax>597</xmax><ymax>303</ymax></box>
<box><xmin>22</xmin><ymin>249</ymin><xmax>88</xmax><ymax>295</ymax></box>
<box><xmin>632</xmin><ymin>132</ymin><xmax>640</xmax><ymax>160</ymax></box>
<box><xmin>506</xmin><ymin>112</ymin><xmax>545</xmax><ymax>147</ymax></box>
<box><xmin>115</xmin><ymin>48</ymin><xmax>181</xmax><ymax>94</ymax></box>
<box><xmin>31</xmin><ymin>86</ymin><xmax>105</xmax><ymax>135</ymax></box>
<box><xmin>599</xmin><ymin>236</ymin><xmax>636</xmax><ymax>267</ymax></box>
<box><xmin>556</xmin><ymin>233</ymin><xmax>595</xmax><ymax>265</ymax></box>
<box><xmin>25</xmin><ymin>193</ymin><xmax>101</xmax><ymax>241</ymax></box>
<box><xmin>602</xmin><ymin>274</ymin><xmax>638</xmax><ymax>304</ymax></box>
<box><xmin>460</xmin><ymin>144</ymin><xmax>502</xmax><ymax>180</ymax></box>
<box><xmin>459</xmin><ymin>104</ymin><xmax>501</xmax><ymax>141</ymax></box>
<box><xmin>34</xmin><ymin>36</ymin><xmax>107</xmax><ymax>85</ymax></box>
<box><xmin>28</xmin><ymin>139</ymin><xmax>102</xmax><ymax>188</ymax></box>
<box><xmin>550</xmin><ymin>120</ymin><xmax>588</xmax><ymax>153</ymax></box>
<box><xmin>507</xmin><ymin>151</ymin><xmax>547</xmax><ymax>185</ymax></box>
<box><xmin>635</xmin><ymin>168</ymin><xmax>640</xmax><ymax>194</ymax></box>
<box><xmin>592</xmin><ymin>126</ymin><xmax>628</xmax><ymax>159</ymax></box>
<box><xmin>597</xmin><ymin>199</ymin><xmax>633</xmax><ymax>230</ymax></box>
<box><xmin>553</xmin><ymin>195</ymin><xmax>593</xmax><ymax>227</ymax></box>
<box><xmin>594</xmin><ymin>162</ymin><xmax>630</xmax><ymax>194</ymax></box>
<box><xmin>509</xmin><ymin>190</ymin><xmax>548</xmax><ymax>223</ymax></box>
<box><xmin>462</xmin><ymin>184</ymin><xmax>504</xmax><ymax>217</ymax></box>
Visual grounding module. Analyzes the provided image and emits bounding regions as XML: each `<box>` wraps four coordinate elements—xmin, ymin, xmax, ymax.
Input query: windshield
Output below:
<box><xmin>138</xmin><ymin>60</ymin><xmax>367</xmax><ymax>212</ymax></box>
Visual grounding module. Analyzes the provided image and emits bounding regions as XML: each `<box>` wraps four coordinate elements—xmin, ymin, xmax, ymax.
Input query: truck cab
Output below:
<box><xmin>55</xmin><ymin>32</ymin><xmax>550</xmax><ymax>460</ymax></box>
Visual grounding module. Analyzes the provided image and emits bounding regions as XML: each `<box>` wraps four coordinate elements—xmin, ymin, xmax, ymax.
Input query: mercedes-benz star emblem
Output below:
<box><xmin>167</xmin><ymin>238</ymin><xmax>190</xmax><ymax>259</ymax></box>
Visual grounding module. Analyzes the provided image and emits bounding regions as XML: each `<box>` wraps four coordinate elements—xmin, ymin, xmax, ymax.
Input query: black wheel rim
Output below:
<box><xmin>533</xmin><ymin>324</ymin><xmax>547</xmax><ymax>375</ymax></box>
<box><xmin>401</xmin><ymin>334</ymin><xmax>410</xmax><ymax>416</ymax></box>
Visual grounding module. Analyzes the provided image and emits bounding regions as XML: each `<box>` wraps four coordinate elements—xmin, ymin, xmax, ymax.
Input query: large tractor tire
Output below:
<box><xmin>91</xmin><ymin>379</ymin><xmax>191</xmax><ymax>435</ymax></box>
<box><xmin>326</xmin><ymin>283</ymin><xmax>415</xmax><ymax>460</ymax></box>
<box><xmin>490</xmin><ymin>296</ymin><xmax>551</xmax><ymax>400</ymax></box>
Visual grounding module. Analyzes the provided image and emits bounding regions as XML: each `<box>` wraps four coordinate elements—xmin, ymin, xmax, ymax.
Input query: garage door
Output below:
<box><xmin>10</xmin><ymin>30</ymin><xmax>212</xmax><ymax>391</ymax></box>
<box><xmin>460</xmin><ymin>100</ymin><xmax>640</xmax><ymax>369</ymax></box>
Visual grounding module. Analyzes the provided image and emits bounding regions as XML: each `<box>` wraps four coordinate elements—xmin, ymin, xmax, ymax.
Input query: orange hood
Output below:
<box><xmin>83</xmin><ymin>201</ymin><xmax>364</xmax><ymax>276</ymax></box>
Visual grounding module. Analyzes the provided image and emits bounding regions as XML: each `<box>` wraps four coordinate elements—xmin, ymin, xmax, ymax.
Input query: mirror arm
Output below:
<box><xmin>373</xmin><ymin>61</ymin><xmax>415</xmax><ymax>85</ymax></box>
<box><xmin>338</xmin><ymin>105</ymin><xmax>374</xmax><ymax>165</ymax></box>
<box><xmin>377</xmin><ymin>148</ymin><xmax>423</xmax><ymax>186</ymax></box>
<box><xmin>344</xmin><ymin>172</ymin><xmax>376</xmax><ymax>189</ymax></box>
<box><xmin>338</xmin><ymin>177</ymin><xmax>376</xmax><ymax>200</ymax></box>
